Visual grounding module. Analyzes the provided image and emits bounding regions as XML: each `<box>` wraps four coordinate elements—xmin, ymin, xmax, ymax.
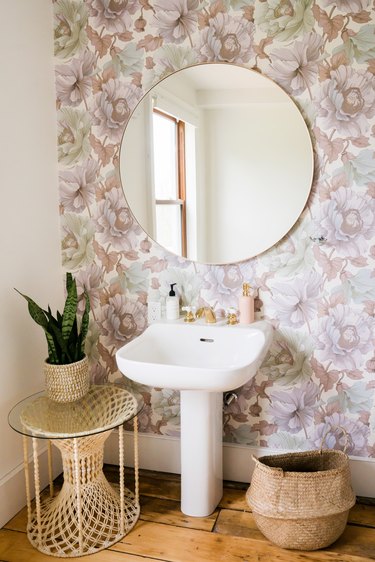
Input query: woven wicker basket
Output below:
<box><xmin>44</xmin><ymin>356</ymin><xmax>90</xmax><ymax>403</ymax></box>
<box><xmin>246</xmin><ymin>445</ymin><xmax>356</xmax><ymax>551</ymax></box>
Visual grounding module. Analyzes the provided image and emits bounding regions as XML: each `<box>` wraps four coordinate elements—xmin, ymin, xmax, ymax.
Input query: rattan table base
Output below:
<box><xmin>24</xmin><ymin>423</ymin><xmax>140</xmax><ymax>558</ymax></box>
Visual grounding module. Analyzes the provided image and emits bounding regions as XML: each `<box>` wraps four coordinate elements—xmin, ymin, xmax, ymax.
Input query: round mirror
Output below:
<box><xmin>120</xmin><ymin>63</ymin><xmax>314</xmax><ymax>264</ymax></box>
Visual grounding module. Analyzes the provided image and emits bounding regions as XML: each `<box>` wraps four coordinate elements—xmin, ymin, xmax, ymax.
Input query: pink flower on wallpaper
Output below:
<box><xmin>92</xmin><ymin>79</ymin><xmax>141</xmax><ymax>143</ymax></box>
<box><xmin>316</xmin><ymin>303</ymin><xmax>373</xmax><ymax>370</ymax></box>
<box><xmin>197</xmin><ymin>13</ymin><xmax>254</xmax><ymax>64</ymax></box>
<box><xmin>201</xmin><ymin>264</ymin><xmax>254</xmax><ymax>309</ymax></box>
<box><xmin>56</xmin><ymin>51</ymin><xmax>96</xmax><ymax>107</ymax></box>
<box><xmin>153</xmin><ymin>0</ymin><xmax>199</xmax><ymax>45</ymax></box>
<box><xmin>319</xmin><ymin>0</ymin><xmax>371</xmax><ymax>13</ymax></box>
<box><xmin>87</xmin><ymin>0</ymin><xmax>138</xmax><ymax>33</ymax></box>
<box><xmin>317</xmin><ymin>66</ymin><xmax>375</xmax><ymax>137</ymax></box>
<box><xmin>268</xmin><ymin>381</ymin><xmax>320</xmax><ymax>435</ymax></box>
<box><xmin>60</xmin><ymin>159</ymin><xmax>98</xmax><ymax>212</ymax></box>
<box><xmin>75</xmin><ymin>263</ymin><xmax>104</xmax><ymax>311</ymax></box>
<box><xmin>270</xmin><ymin>271</ymin><xmax>321</xmax><ymax>328</ymax></box>
<box><xmin>96</xmin><ymin>187</ymin><xmax>142</xmax><ymax>251</ymax></box>
<box><xmin>268</xmin><ymin>32</ymin><xmax>323</xmax><ymax>96</ymax></box>
<box><xmin>312</xmin><ymin>413</ymin><xmax>369</xmax><ymax>456</ymax></box>
<box><xmin>317</xmin><ymin>187</ymin><xmax>375</xmax><ymax>257</ymax></box>
<box><xmin>100</xmin><ymin>293</ymin><xmax>146</xmax><ymax>347</ymax></box>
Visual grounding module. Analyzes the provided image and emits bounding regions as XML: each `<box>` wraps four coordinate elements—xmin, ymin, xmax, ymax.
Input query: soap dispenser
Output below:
<box><xmin>166</xmin><ymin>283</ymin><xmax>179</xmax><ymax>320</ymax></box>
<box><xmin>239</xmin><ymin>282</ymin><xmax>254</xmax><ymax>324</ymax></box>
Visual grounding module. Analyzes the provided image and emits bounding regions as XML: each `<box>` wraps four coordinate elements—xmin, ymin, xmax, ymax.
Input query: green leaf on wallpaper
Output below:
<box><xmin>224</xmin><ymin>425</ymin><xmax>258</xmax><ymax>446</ymax></box>
<box><xmin>343</xmin><ymin>150</ymin><xmax>375</xmax><ymax>186</ymax></box>
<box><xmin>112</xmin><ymin>263</ymin><xmax>149</xmax><ymax>294</ymax></box>
<box><xmin>340</xmin><ymin>270</ymin><xmax>375</xmax><ymax>304</ymax></box>
<box><xmin>328</xmin><ymin>381</ymin><xmax>373</xmax><ymax>414</ymax></box>
<box><xmin>154</xmin><ymin>45</ymin><xmax>197</xmax><ymax>79</ymax></box>
<box><xmin>106</xmin><ymin>43</ymin><xmax>144</xmax><ymax>78</ymax></box>
<box><xmin>333</xmin><ymin>25</ymin><xmax>375</xmax><ymax>64</ymax></box>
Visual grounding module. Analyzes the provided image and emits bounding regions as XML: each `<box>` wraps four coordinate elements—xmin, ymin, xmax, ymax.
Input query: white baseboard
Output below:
<box><xmin>0</xmin><ymin>444</ymin><xmax>62</xmax><ymax>529</ymax></box>
<box><xmin>105</xmin><ymin>431</ymin><xmax>375</xmax><ymax>499</ymax></box>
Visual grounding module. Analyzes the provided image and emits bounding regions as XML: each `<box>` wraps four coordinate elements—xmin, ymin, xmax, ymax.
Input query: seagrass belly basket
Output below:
<box><xmin>246</xmin><ymin>445</ymin><xmax>356</xmax><ymax>551</ymax></box>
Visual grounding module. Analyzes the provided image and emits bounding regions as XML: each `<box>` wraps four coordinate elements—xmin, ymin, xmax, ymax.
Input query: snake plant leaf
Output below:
<box><xmin>79</xmin><ymin>290</ymin><xmax>90</xmax><ymax>356</ymax></box>
<box><xmin>45</xmin><ymin>332</ymin><xmax>59</xmax><ymax>364</ymax></box>
<box><xmin>49</xmin><ymin>321</ymin><xmax>73</xmax><ymax>363</ymax></box>
<box><xmin>62</xmin><ymin>276</ymin><xmax>78</xmax><ymax>343</ymax></box>
<box><xmin>66</xmin><ymin>272</ymin><xmax>73</xmax><ymax>293</ymax></box>
<box><xmin>56</xmin><ymin>309</ymin><xmax>63</xmax><ymax>327</ymax></box>
<box><xmin>14</xmin><ymin>290</ymin><xmax>49</xmax><ymax>330</ymax></box>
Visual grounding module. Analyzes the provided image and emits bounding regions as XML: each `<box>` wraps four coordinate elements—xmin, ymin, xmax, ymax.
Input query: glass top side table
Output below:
<box><xmin>8</xmin><ymin>385</ymin><xmax>142</xmax><ymax>558</ymax></box>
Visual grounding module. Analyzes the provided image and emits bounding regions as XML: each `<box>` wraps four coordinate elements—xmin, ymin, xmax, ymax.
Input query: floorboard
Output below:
<box><xmin>1</xmin><ymin>467</ymin><xmax>375</xmax><ymax>562</ymax></box>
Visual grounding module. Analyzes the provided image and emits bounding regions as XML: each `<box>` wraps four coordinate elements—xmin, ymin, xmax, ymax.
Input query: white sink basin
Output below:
<box><xmin>116</xmin><ymin>320</ymin><xmax>272</xmax><ymax>392</ymax></box>
<box><xmin>116</xmin><ymin>319</ymin><xmax>273</xmax><ymax>518</ymax></box>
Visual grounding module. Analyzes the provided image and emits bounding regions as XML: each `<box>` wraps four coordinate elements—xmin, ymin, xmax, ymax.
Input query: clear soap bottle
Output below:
<box><xmin>239</xmin><ymin>282</ymin><xmax>254</xmax><ymax>324</ymax></box>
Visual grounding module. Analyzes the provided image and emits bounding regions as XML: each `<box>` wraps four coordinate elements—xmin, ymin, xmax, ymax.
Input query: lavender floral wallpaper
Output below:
<box><xmin>54</xmin><ymin>0</ymin><xmax>375</xmax><ymax>457</ymax></box>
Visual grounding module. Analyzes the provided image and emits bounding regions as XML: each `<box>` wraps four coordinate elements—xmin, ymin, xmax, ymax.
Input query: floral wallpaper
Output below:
<box><xmin>54</xmin><ymin>0</ymin><xmax>375</xmax><ymax>457</ymax></box>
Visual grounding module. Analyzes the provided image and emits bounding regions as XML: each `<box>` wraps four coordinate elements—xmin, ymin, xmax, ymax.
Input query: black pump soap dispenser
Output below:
<box><xmin>166</xmin><ymin>283</ymin><xmax>179</xmax><ymax>320</ymax></box>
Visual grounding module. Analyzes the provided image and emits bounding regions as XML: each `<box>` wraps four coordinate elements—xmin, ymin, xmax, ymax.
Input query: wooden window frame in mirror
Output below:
<box><xmin>153</xmin><ymin>108</ymin><xmax>187</xmax><ymax>257</ymax></box>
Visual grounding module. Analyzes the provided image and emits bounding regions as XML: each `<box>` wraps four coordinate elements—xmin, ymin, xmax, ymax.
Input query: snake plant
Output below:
<box><xmin>15</xmin><ymin>273</ymin><xmax>90</xmax><ymax>365</ymax></box>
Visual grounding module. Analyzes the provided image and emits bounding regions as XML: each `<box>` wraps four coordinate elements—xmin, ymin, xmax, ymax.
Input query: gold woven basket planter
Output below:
<box><xmin>44</xmin><ymin>356</ymin><xmax>90</xmax><ymax>403</ymax></box>
<box><xmin>246</xmin><ymin>447</ymin><xmax>356</xmax><ymax>551</ymax></box>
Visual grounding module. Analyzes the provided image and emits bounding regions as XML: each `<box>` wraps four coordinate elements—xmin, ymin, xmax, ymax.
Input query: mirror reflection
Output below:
<box><xmin>120</xmin><ymin>63</ymin><xmax>314</xmax><ymax>264</ymax></box>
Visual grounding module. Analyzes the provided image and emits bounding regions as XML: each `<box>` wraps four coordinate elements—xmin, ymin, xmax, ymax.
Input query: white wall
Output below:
<box><xmin>204</xmin><ymin>103</ymin><xmax>310</xmax><ymax>263</ymax></box>
<box><xmin>0</xmin><ymin>1</ymin><xmax>63</xmax><ymax>527</ymax></box>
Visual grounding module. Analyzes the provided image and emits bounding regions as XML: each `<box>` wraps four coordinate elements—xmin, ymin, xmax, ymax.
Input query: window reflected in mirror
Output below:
<box><xmin>152</xmin><ymin>109</ymin><xmax>187</xmax><ymax>257</ymax></box>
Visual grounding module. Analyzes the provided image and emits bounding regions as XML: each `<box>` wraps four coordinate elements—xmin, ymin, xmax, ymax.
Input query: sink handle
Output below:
<box><xmin>225</xmin><ymin>307</ymin><xmax>239</xmax><ymax>325</ymax></box>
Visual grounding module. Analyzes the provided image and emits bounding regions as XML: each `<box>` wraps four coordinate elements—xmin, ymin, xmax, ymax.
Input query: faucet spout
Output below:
<box><xmin>196</xmin><ymin>306</ymin><xmax>216</xmax><ymax>324</ymax></box>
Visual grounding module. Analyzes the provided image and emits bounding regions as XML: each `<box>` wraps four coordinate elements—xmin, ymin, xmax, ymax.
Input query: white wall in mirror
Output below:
<box><xmin>120</xmin><ymin>64</ymin><xmax>314</xmax><ymax>264</ymax></box>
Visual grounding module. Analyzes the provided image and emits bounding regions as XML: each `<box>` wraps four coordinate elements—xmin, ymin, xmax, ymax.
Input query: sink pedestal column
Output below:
<box><xmin>180</xmin><ymin>390</ymin><xmax>223</xmax><ymax>517</ymax></box>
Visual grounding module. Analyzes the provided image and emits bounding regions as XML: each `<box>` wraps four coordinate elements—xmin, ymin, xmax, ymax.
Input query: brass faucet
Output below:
<box><xmin>182</xmin><ymin>306</ymin><xmax>196</xmax><ymax>322</ymax></box>
<box><xmin>196</xmin><ymin>306</ymin><xmax>216</xmax><ymax>324</ymax></box>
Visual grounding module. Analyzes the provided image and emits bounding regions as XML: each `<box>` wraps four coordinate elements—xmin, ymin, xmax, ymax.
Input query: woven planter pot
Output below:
<box><xmin>44</xmin><ymin>356</ymin><xmax>90</xmax><ymax>403</ymax></box>
<box><xmin>246</xmin><ymin>449</ymin><xmax>356</xmax><ymax>551</ymax></box>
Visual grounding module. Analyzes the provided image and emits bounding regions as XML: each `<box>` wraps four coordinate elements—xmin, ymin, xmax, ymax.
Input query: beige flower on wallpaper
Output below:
<box><xmin>56</xmin><ymin>51</ymin><xmax>96</xmax><ymax>107</ymax></box>
<box><xmin>254</xmin><ymin>0</ymin><xmax>314</xmax><ymax>41</ymax></box>
<box><xmin>87</xmin><ymin>0</ymin><xmax>139</xmax><ymax>34</ymax></box>
<box><xmin>61</xmin><ymin>213</ymin><xmax>96</xmax><ymax>271</ymax></box>
<box><xmin>153</xmin><ymin>0</ymin><xmax>199</xmax><ymax>45</ymax></box>
<box><xmin>268</xmin><ymin>32</ymin><xmax>323</xmax><ymax>96</ymax></box>
<box><xmin>75</xmin><ymin>263</ymin><xmax>104</xmax><ymax>311</ymax></box>
<box><xmin>60</xmin><ymin>159</ymin><xmax>98</xmax><ymax>212</ymax></box>
<box><xmin>99</xmin><ymin>293</ymin><xmax>146</xmax><ymax>347</ymax></box>
<box><xmin>57</xmin><ymin>107</ymin><xmax>91</xmax><ymax>166</ymax></box>
<box><xmin>317</xmin><ymin>66</ymin><xmax>375</xmax><ymax>137</ymax></box>
<box><xmin>54</xmin><ymin>0</ymin><xmax>89</xmax><ymax>59</ymax></box>
<box><xmin>92</xmin><ymin>79</ymin><xmax>141</xmax><ymax>143</ymax></box>
<box><xmin>196</xmin><ymin>13</ymin><xmax>254</xmax><ymax>64</ymax></box>
<box><xmin>95</xmin><ymin>187</ymin><xmax>142</xmax><ymax>251</ymax></box>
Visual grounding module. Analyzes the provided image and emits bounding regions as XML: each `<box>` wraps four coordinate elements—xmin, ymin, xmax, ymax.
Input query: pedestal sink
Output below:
<box><xmin>116</xmin><ymin>320</ymin><xmax>273</xmax><ymax>517</ymax></box>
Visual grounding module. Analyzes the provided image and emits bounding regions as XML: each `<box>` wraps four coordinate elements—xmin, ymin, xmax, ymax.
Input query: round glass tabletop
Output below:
<box><xmin>8</xmin><ymin>384</ymin><xmax>143</xmax><ymax>439</ymax></box>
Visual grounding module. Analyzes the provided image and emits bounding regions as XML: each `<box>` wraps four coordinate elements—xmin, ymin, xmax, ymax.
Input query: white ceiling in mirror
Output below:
<box><xmin>120</xmin><ymin>63</ymin><xmax>314</xmax><ymax>264</ymax></box>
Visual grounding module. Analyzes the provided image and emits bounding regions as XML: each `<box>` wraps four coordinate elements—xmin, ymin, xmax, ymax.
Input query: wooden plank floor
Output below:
<box><xmin>1</xmin><ymin>466</ymin><xmax>375</xmax><ymax>561</ymax></box>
